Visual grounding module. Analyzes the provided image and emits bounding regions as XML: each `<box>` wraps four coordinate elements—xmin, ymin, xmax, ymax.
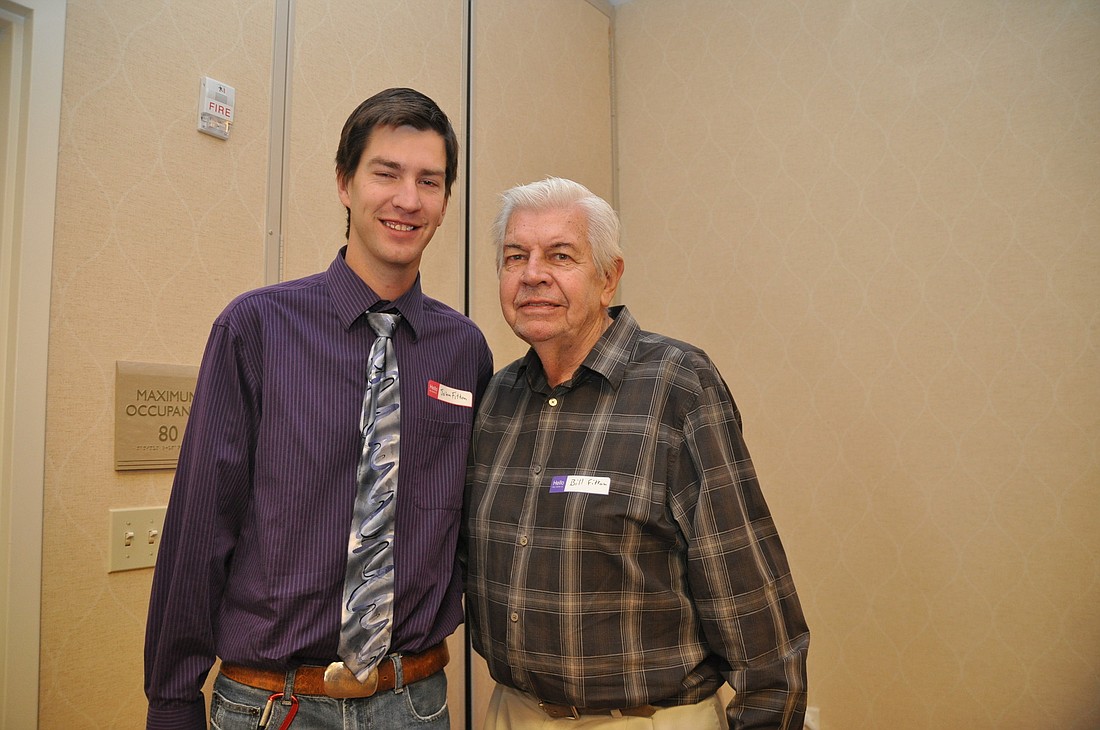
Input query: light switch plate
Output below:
<box><xmin>108</xmin><ymin>506</ymin><xmax>166</xmax><ymax>572</ymax></box>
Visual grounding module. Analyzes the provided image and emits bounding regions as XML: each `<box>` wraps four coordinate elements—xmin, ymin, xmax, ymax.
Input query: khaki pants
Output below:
<box><xmin>482</xmin><ymin>684</ymin><xmax>727</xmax><ymax>730</ymax></box>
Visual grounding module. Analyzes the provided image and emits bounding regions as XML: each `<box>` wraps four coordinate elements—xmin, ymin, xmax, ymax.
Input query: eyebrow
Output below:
<box><xmin>502</xmin><ymin>241</ymin><xmax>580</xmax><ymax>254</ymax></box>
<box><xmin>545</xmin><ymin>241</ymin><xmax>581</xmax><ymax>253</ymax></box>
<box><xmin>366</xmin><ymin>156</ymin><xmax>445</xmax><ymax>180</ymax></box>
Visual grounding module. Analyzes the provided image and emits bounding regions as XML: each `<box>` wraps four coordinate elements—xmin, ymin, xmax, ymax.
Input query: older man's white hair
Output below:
<box><xmin>491</xmin><ymin>177</ymin><xmax>624</xmax><ymax>278</ymax></box>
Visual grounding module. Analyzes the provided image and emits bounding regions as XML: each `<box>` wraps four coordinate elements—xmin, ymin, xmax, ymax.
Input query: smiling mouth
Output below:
<box><xmin>383</xmin><ymin>221</ymin><xmax>417</xmax><ymax>232</ymax></box>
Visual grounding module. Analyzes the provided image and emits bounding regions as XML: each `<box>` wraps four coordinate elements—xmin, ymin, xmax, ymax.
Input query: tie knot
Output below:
<box><xmin>367</xmin><ymin>311</ymin><xmax>400</xmax><ymax>338</ymax></box>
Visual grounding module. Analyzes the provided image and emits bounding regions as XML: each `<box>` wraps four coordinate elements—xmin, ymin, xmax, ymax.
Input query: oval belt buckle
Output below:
<box><xmin>323</xmin><ymin>662</ymin><xmax>380</xmax><ymax>698</ymax></box>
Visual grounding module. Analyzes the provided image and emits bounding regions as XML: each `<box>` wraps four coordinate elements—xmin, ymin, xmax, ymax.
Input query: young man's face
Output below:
<box><xmin>338</xmin><ymin>124</ymin><xmax>449</xmax><ymax>281</ymax></box>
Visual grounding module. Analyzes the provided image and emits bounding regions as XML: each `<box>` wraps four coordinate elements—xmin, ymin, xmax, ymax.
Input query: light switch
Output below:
<box><xmin>108</xmin><ymin>506</ymin><xmax>166</xmax><ymax>572</ymax></box>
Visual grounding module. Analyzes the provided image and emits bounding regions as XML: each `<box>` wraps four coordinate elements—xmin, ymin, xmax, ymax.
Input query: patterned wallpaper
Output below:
<box><xmin>39</xmin><ymin>0</ymin><xmax>1098</xmax><ymax>728</ymax></box>
<box><xmin>614</xmin><ymin>1</ymin><xmax>1100</xmax><ymax>728</ymax></box>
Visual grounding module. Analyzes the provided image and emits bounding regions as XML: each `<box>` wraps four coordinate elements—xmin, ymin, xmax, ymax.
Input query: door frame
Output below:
<box><xmin>0</xmin><ymin>1</ymin><xmax>65</xmax><ymax>727</ymax></box>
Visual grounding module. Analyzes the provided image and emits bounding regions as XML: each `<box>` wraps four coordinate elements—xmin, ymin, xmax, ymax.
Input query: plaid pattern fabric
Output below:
<box><xmin>465</xmin><ymin>306</ymin><xmax>809</xmax><ymax>730</ymax></box>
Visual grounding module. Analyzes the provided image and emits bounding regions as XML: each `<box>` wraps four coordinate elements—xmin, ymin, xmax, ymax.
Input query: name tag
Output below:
<box><xmin>427</xmin><ymin>380</ymin><xmax>473</xmax><ymax>407</ymax></box>
<box><xmin>549</xmin><ymin>474</ymin><xmax>611</xmax><ymax>495</ymax></box>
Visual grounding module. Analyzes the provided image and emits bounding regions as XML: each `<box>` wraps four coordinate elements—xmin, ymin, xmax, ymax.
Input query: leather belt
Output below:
<box><xmin>220</xmin><ymin>642</ymin><xmax>449</xmax><ymax>699</ymax></box>
<box><xmin>538</xmin><ymin>702</ymin><xmax>658</xmax><ymax>720</ymax></box>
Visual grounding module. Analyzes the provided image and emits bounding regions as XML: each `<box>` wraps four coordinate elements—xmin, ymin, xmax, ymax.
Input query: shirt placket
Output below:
<box><xmin>504</xmin><ymin>386</ymin><xmax>563</xmax><ymax>685</ymax></box>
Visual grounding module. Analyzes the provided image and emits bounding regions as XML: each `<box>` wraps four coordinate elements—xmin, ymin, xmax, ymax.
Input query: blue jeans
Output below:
<box><xmin>210</xmin><ymin>668</ymin><xmax>449</xmax><ymax>730</ymax></box>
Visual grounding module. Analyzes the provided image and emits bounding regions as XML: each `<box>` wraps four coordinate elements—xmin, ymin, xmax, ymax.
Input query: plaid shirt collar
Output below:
<box><xmin>519</xmin><ymin>305</ymin><xmax>635</xmax><ymax>394</ymax></box>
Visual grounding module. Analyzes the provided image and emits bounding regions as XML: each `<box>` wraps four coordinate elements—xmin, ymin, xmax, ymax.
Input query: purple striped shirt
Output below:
<box><xmin>145</xmin><ymin>250</ymin><xmax>493</xmax><ymax>729</ymax></box>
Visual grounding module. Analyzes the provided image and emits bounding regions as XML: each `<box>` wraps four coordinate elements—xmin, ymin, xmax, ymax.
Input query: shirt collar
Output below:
<box><xmin>520</xmin><ymin>305</ymin><xmax>635</xmax><ymax>392</ymax></box>
<box><xmin>325</xmin><ymin>246</ymin><xmax>426</xmax><ymax>339</ymax></box>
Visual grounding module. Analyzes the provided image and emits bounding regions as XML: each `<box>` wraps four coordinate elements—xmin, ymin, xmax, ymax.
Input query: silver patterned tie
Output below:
<box><xmin>339</xmin><ymin>310</ymin><xmax>401</xmax><ymax>681</ymax></box>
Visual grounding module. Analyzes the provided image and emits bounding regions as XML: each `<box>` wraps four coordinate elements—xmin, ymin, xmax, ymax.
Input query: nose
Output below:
<box><xmin>391</xmin><ymin>177</ymin><xmax>422</xmax><ymax>212</ymax></box>
<box><xmin>519</xmin><ymin>254</ymin><xmax>550</xmax><ymax>286</ymax></box>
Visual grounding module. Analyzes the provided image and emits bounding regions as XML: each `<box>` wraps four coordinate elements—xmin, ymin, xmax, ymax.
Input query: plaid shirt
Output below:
<box><xmin>465</xmin><ymin>306</ymin><xmax>809</xmax><ymax>730</ymax></box>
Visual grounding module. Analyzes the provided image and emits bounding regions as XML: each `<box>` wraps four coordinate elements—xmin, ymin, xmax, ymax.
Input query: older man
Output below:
<box><xmin>464</xmin><ymin>177</ymin><xmax>809</xmax><ymax>730</ymax></box>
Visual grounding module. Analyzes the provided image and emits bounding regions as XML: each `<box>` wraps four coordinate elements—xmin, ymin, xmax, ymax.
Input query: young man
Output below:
<box><xmin>145</xmin><ymin>88</ymin><xmax>492</xmax><ymax>730</ymax></box>
<box><xmin>465</xmin><ymin>177</ymin><xmax>809</xmax><ymax>730</ymax></box>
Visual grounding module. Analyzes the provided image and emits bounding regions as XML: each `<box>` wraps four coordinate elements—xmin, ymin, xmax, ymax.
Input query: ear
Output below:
<box><xmin>600</xmin><ymin>258</ymin><xmax>625</xmax><ymax>308</ymax></box>
<box><xmin>336</xmin><ymin>171</ymin><xmax>351</xmax><ymax>208</ymax></box>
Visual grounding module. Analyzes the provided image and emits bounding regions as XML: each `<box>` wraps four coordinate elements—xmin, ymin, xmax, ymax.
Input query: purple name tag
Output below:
<box><xmin>548</xmin><ymin>474</ymin><xmax>611</xmax><ymax>495</ymax></box>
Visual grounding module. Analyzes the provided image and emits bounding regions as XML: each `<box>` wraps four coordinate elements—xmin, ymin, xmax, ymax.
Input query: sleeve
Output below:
<box><xmin>474</xmin><ymin>332</ymin><xmax>495</xmax><ymax>403</ymax></box>
<box><xmin>672</xmin><ymin>356</ymin><xmax>810</xmax><ymax>730</ymax></box>
<box><xmin>458</xmin><ymin>332</ymin><xmax>494</xmax><ymax>579</ymax></box>
<box><xmin>143</xmin><ymin>317</ymin><xmax>259</xmax><ymax>730</ymax></box>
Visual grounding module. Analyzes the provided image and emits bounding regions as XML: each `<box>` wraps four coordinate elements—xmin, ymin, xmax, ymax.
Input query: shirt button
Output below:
<box><xmin>548</xmin><ymin>397</ymin><xmax>558</xmax><ymax>407</ymax></box>
<box><xmin>510</xmin><ymin>612</ymin><xmax>519</xmax><ymax>623</ymax></box>
<box><xmin>519</xmin><ymin>536</ymin><xmax>529</xmax><ymax>546</ymax></box>
<box><xmin>533</xmin><ymin>464</ymin><xmax>542</xmax><ymax>474</ymax></box>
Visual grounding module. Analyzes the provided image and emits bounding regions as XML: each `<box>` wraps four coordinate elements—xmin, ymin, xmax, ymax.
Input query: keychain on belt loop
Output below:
<box><xmin>259</xmin><ymin>669</ymin><xmax>300</xmax><ymax>729</ymax></box>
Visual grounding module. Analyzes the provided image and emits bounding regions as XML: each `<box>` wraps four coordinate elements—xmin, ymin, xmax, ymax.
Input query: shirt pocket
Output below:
<box><xmin>407</xmin><ymin>415</ymin><xmax>471</xmax><ymax>511</ymax></box>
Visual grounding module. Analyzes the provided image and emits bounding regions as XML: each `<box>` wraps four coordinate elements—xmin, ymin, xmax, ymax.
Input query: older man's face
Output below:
<box><xmin>499</xmin><ymin>206</ymin><xmax>619</xmax><ymax>357</ymax></box>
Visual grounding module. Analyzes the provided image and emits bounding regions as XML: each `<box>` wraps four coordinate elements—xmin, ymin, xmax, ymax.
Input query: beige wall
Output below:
<box><xmin>32</xmin><ymin>0</ymin><xmax>1099</xmax><ymax>728</ymax></box>
<box><xmin>42</xmin><ymin>1</ymin><xmax>275</xmax><ymax>726</ymax></box>
<box><xmin>615</xmin><ymin>1</ymin><xmax>1100</xmax><ymax>728</ymax></box>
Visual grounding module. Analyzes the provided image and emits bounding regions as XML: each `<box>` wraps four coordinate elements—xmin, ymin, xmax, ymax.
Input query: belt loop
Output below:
<box><xmin>391</xmin><ymin>654</ymin><xmax>405</xmax><ymax>694</ymax></box>
<box><xmin>281</xmin><ymin>668</ymin><xmax>297</xmax><ymax>705</ymax></box>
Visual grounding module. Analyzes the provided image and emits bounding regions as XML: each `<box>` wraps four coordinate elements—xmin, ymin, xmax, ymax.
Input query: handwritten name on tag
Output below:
<box><xmin>549</xmin><ymin>475</ymin><xmax>611</xmax><ymax>495</ymax></box>
<box><xmin>427</xmin><ymin>380</ymin><xmax>473</xmax><ymax>407</ymax></box>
